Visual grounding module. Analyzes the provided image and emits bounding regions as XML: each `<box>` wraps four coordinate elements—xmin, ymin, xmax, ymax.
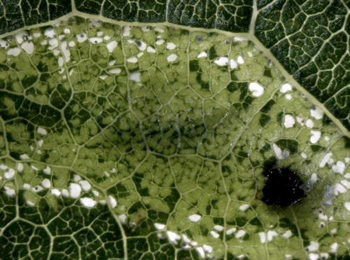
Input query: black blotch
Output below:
<box><xmin>262</xmin><ymin>166</ymin><xmax>305</xmax><ymax>208</ymax></box>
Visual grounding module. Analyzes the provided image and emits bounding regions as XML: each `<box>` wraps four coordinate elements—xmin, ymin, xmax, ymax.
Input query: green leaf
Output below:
<box><xmin>0</xmin><ymin>2</ymin><xmax>349</xmax><ymax>259</ymax></box>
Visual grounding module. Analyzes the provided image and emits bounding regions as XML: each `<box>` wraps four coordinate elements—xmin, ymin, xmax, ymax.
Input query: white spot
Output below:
<box><xmin>214</xmin><ymin>57</ymin><xmax>229</xmax><ymax>66</ymax></box>
<box><xmin>188</xmin><ymin>214</ymin><xmax>202</xmax><ymax>222</ymax></box>
<box><xmin>108</xmin><ymin>68</ymin><xmax>121</xmax><ymax>74</ymax></box>
<box><xmin>20</xmin><ymin>154</ymin><xmax>30</xmax><ymax>160</ymax></box>
<box><xmin>62</xmin><ymin>189</ymin><xmax>69</xmax><ymax>197</ymax></box>
<box><xmin>134</xmin><ymin>41</ymin><xmax>147</xmax><ymax>51</ymax></box>
<box><xmin>296</xmin><ymin>116</ymin><xmax>304</xmax><ymax>126</ymax></box>
<box><xmin>154</xmin><ymin>223</ymin><xmax>166</xmax><ymax>231</ymax></box>
<box><xmin>166</xmin><ymin>42</ymin><xmax>176</xmax><ymax>50</ymax></box>
<box><xmin>127</xmin><ymin>56</ymin><xmax>138</xmax><ymax>63</ymax></box>
<box><xmin>99</xmin><ymin>75</ymin><xmax>107</xmax><ymax>80</ymax></box>
<box><xmin>32</xmin><ymin>185</ymin><xmax>43</xmax><ymax>193</ymax></box>
<box><xmin>108</xmin><ymin>61</ymin><xmax>116</xmax><ymax>67</ymax></box>
<box><xmin>237</xmin><ymin>56</ymin><xmax>244</xmax><ymax>64</ymax></box>
<box><xmin>284</xmin><ymin>114</ymin><xmax>295</xmax><ymax>128</ymax></box>
<box><xmin>155</xmin><ymin>26</ymin><xmax>165</xmax><ymax>33</ymax></box>
<box><xmin>106</xmin><ymin>41</ymin><xmax>118</xmax><ymax>52</ymax></box>
<box><xmin>44</xmin><ymin>28</ymin><xmax>56</xmax><ymax>38</ymax></box>
<box><xmin>239</xmin><ymin>204</ymin><xmax>249</xmax><ymax>212</ymax></box>
<box><xmin>319</xmin><ymin>153</ymin><xmax>333</xmax><ymax>168</ymax></box>
<box><xmin>344</xmin><ymin>202</ymin><xmax>350</xmax><ymax>211</ymax></box>
<box><xmin>0</xmin><ymin>164</ymin><xmax>7</xmax><ymax>170</ymax></box>
<box><xmin>77</xmin><ymin>33</ymin><xmax>87</xmax><ymax>43</ymax></box>
<box><xmin>21</xmin><ymin>41</ymin><xmax>34</xmax><ymax>55</ymax></box>
<box><xmin>73</xmin><ymin>175</ymin><xmax>81</xmax><ymax>182</ymax></box>
<box><xmin>307</xmin><ymin>241</ymin><xmax>319</xmax><ymax>252</ymax></box>
<box><xmin>234</xmin><ymin>36</ymin><xmax>247</xmax><ymax>41</ymax></box>
<box><xmin>197</xmin><ymin>51</ymin><xmax>207</xmax><ymax>58</ymax></box>
<box><xmin>89</xmin><ymin>37</ymin><xmax>103</xmax><ymax>44</ymax></box>
<box><xmin>248</xmin><ymin>82</ymin><xmax>264</xmax><ymax>97</ymax></box>
<box><xmin>341</xmin><ymin>180</ymin><xmax>350</xmax><ymax>189</ymax></box>
<box><xmin>196</xmin><ymin>247</ymin><xmax>205</xmax><ymax>258</ymax></box>
<box><xmin>330</xmin><ymin>243</ymin><xmax>338</xmax><ymax>253</ymax></box>
<box><xmin>230</xmin><ymin>59</ymin><xmax>238</xmax><ymax>69</ymax></box>
<box><xmin>305</xmin><ymin>119</ymin><xmax>314</xmax><ymax>128</ymax></box>
<box><xmin>156</xmin><ymin>39</ymin><xmax>165</xmax><ymax>45</ymax></box>
<box><xmin>334</xmin><ymin>183</ymin><xmax>347</xmax><ymax>195</ymax></box>
<box><xmin>235</xmin><ymin>230</ymin><xmax>246</xmax><ymax>239</ymax></box>
<box><xmin>309</xmin><ymin>253</ymin><xmax>319</xmax><ymax>260</ymax></box>
<box><xmin>345</xmin><ymin>173</ymin><xmax>350</xmax><ymax>179</ymax></box>
<box><xmin>51</xmin><ymin>189</ymin><xmax>61</xmax><ymax>196</ymax></box>
<box><xmin>247</xmin><ymin>51</ymin><xmax>253</xmax><ymax>57</ymax></box>
<box><xmin>4</xmin><ymin>187</ymin><xmax>15</xmax><ymax>197</ymax></box>
<box><xmin>31</xmin><ymin>165</ymin><xmax>38</xmax><ymax>171</ymax></box>
<box><xmin>285</xmin><ymin>94</ymin><xmax>292</xmax><ymax>100</ymax></box>
<box><xmin>17</xmin><ymin>163</ymin><xmax>24</xmax><ymax>172</ymax></box>
<box><xmin>267</xmin><ymin>231</ymin><xmax>278</xmax><ymax>241</ymax></box>
<box><xmin>63</xmin><ymin>28</ymin><xmax>70</xmax><ymax>34</ymax></box>
<box><xmin>214</xmin><ymin>225</ymin><xmax>224</xmax><ymax>232</ymax></box>
<box><xmin>43</xmin><ymin>166</ymin><xmax>51</xmax><ymax>175</ymax></box>
<box><xmin>33</xmin><ymin>32</ymin><xmax>41</xmax><ymax>38</ymax></box>
<box><xmin>103</xmin><ymin>35</ymin><xmax>111</xmax><ymax>40</ymax></box>
<box><xmin>26</xmin><ymin>200</ymin><xmax>35</xmax><ymax>206</ymax></box>
<box><xmin>123</xmin><ymin>26</ymin><xmax>131</xmax><ymax>37</ymax></box>
<box><xmin>41</xmin><ymin>178</ymin><xmax>51</xmax><ymax>188</ymax></box>
<box><xmin>147</xmin><ymin>46</ymin><xmax>156</xmax><ymax>53</ymax></box>
<box><xmin>324</xmin><ymin>136</ymin><xmax>330</xmax><ymax>141</ymax></box>
<box><xmin>258</xmin><ymin>232</ymin><xmax>266</xmax><ymax>243</ymax></box>
<box><xmin>203</xmin><ymin>244</ymin><xmax>213</xmax><ymax>253</ymax></box>
<box><xmin>92</xmin><ymin>190</ymin><xmax>99</xmax><ymax>196</ymax></box>
<box><xmin>7</xmin><ymin>48</ymin><xmax>21</xmax><ymax>56</ymax></box>
<box><xmin>3</xmin><ymin>168</ymin><xmax>14</xmax><ymax>180</ymax></box>
<box><xmin>80</xmin><ymin>197</ymin><xmax>96</xmax><ymax>208</ymax></box>
<box><xmin>60</xmin><ymin>41</ymin><xmax>70</xmax><ymax>62</ymax></box>
<box><xmin>226</xmin><ymin>227</ymin><xmax>236</xmax><ymax>235</ymax></box>
<box><xmin>79</xmin><ymin>180</ymin><xmax>91</xmax><ymax>191</ymax></box>
<box><xmin>48</xmin><ymin>38</ymin><xmax>58</xmax><ymax>50</ymax></box>
<box><xmin>310</xmin><ymin>173</ymin><xmax>318</xmax><ymax>184</ymax></box>
<box><xmin>68</xmin><ymin>41</ymin><xmax>76</xmax><ymax>47</ymax></box>
<box><xmin>69</xmin><ymin>183</ymin><xmax>81</xmax><ymax>198</ymax></box>
<box><xmin>58</xmin><ymin>57</ymin><xmax>64</xmax><ymax>67</ymax></box>
<box><xmin>167</xmin><ymin>231</ymin><xmax>181</xmax><ymax>244</ymax></box>
<box><xmin>332</xmin><ymin>161</ymin><xmax>346</xmax><ymax>174</ymax></box>
<box><xmin>119</xmin><ymin>214</ymin><xmax>127</xmax><ymax>224</ymax></box>
<box><xmin>130</xmin><ymin>72</ymin><xmax>141</xmax><ymax>83</ymax></box>
<box><xmin>210</xmin><ymin>231</ymin><xmax>220</xmax><ymax>238</ymax></box>
<box><xmin>310</xmin><ymin>130</ymin><xmax>321</xmax><ymax>144</ymax></box>
<box><xmin>97</xmin><ymin>31</ymin><xmax>103</xmax><ymax>37</ymax></box>
<box><xmin>301</xmin><ymin>152</ymin><xmax>307</xmax><ymax>158</ymax></box>
<box><xmin>330</xmin><ymin>228</ymin><xmax>337</xmax><ymax>234</ymax></box>
<box><xmin>40</xmin><ymin>40</ymin><xmax>48</xmax><ymax>45</ymax></box>
<box><xmin>23</xmin><ymin>183</ymin><xmax>31</xmax><ymax>189</ymax></box>
<box><xmin>280</xmin><ymin>83</ymin><xmax>292</xmax><ymax>93</ymax></box>
<box><xmin>273</xmin><ymin>143</ymin><xmax>290</xmax><ymax>160</ymax></box>
<box><xmin>167</xmin><ymin>54</ymin><xmax>177</xmax><ymax>62</ymax></box>
<box><xmin>108</xmin><ymin>195</ymin><xmax>117</xmax><ymax>208</ymax></box>
<box><xmin>53</xmin><ymin>49</ymin><xmax>60</xmax><ymax>56</ymax></box>
<box><xmin>282</xmin><ymin>230</ymin><xmax>292</xmax><ymax>239</ymax></box>
<box><xmin>310</xmin><ymin>107</ymin><xmax>324</xmax><ymax>120</ymax></box>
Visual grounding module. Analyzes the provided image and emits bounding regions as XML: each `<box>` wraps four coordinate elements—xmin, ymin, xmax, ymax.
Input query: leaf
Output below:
<box><xmin>0</xmin><ymin>2</ymin><xmax>349</xmax><ymax>260</ymax></box>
